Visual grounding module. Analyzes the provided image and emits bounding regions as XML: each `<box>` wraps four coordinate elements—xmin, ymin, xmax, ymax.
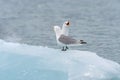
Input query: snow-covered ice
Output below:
<box><xmin>0</xmin><ymin>39</ymin><xmax>120</xmax><ymax>80</ymax></box>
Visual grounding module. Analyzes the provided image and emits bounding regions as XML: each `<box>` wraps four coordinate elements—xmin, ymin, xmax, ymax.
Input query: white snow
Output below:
<box><xmin>0</xmin><ymin>39</ymin><xmax>120</xmax><ymax>80</ymax></box>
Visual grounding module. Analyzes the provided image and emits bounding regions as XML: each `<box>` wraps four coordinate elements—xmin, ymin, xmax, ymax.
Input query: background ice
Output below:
<box><xmin>0</xmin><ymin>39</ymin><xmax>120</xmax><ymax>80</ymax></box>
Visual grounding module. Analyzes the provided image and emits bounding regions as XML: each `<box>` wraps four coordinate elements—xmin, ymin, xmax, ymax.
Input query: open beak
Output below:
<box><xmin>65</xmin><ymin>21</ymin><xmax>70</xmax><ymax>26</ymax></box>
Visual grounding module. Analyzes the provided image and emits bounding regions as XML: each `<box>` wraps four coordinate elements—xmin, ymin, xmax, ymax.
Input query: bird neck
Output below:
<box><xmin>62</xmin><ymin>24</ymin><xmax>69</xmax><ymax>36</ymax></box>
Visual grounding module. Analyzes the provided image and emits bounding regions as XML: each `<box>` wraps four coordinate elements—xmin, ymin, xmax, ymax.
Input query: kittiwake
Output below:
<box><xmin>54</xmin><ymin>21</ymin><xmax>87</xmax><ymax>51</ymax></box>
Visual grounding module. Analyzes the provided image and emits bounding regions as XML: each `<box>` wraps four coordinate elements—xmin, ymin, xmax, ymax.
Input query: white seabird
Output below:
<box><xmin>54</xmin><ymin>21</ymin><xmax>70</xmax><ymax>36</ymax></box>
<box><xmin>54</xmin><ymin>21</ymin><xmax>87</xmax><ymax>51</ymax></box>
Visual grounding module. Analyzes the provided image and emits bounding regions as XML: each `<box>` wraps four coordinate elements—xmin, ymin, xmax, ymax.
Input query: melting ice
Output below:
<box><xmin>0</xmin><ymin>39</ymin><xmax>120</xmax><ymax>80</ymax></box>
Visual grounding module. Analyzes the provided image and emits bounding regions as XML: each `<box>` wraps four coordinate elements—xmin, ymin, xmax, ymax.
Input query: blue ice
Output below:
<box><xmin>0</xmin><ymin>39</ymin><xmax>120</xmax><ymax>80</ymax></box>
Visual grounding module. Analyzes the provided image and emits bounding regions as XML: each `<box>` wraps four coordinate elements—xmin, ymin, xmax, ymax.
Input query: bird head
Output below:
<box><xmin>64</xmin><ymin>21</ymin><xmax>70</xmax><ymax>27</ymax></box>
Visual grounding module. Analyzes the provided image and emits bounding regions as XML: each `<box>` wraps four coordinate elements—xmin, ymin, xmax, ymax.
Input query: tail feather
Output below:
<box><xmin>79</xmin><ymin>40</ymin><xmax>87</xmax><ymax>44</ymax></box>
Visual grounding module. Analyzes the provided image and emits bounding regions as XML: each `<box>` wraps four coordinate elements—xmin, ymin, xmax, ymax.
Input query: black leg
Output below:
<box><xmin>66</xmin><ymin>46</ymin><xmax>69</xmax><ymax>50</ymax></box>
<box><xmin>61</xmin><ymin>46</ymin><xmax>65</xmax><ymax>51</ymax></box>
<box><xmin>61</xmin><ymin>46</ymin><xmax>67</xmax><ymax>51</ymax></box>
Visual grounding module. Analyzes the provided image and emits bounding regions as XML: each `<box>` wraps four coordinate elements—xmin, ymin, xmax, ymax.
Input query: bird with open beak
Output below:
<box><xmin>61</xmin><ymin>21</ymin><xmax>70</xmax><ymax>36</ymax></box>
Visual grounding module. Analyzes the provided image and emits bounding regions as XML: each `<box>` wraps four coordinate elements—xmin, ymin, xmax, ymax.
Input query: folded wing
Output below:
<box><xmin>58</xmin><ymin>35</ymin><xmax>77</xmax><ymax>45</ymax></box>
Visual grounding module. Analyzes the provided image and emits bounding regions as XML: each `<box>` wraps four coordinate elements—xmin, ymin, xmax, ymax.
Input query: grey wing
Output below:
<box><xmin>58</xmin><ymin>35</ymin><xmax>77</xmax><ymax>45</ymax></box>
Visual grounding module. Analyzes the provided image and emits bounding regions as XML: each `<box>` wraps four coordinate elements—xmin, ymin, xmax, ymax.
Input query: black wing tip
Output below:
<box><xmin>80</xmin><ymin>40</ymin><xmax>87</xmax><ymax>44</ymax></box>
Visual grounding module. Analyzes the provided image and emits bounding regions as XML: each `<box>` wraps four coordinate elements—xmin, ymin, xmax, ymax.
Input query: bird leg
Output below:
<box><xmin>66</xmin><ymin>46</ymin><xmax>69</xmax><ymax>50</ymax></box>
<box><xmin>61</xmin><ymin>46</ymin><xmax>69</xmax><ymax>51</ymax></box>
<box><xmin>61</xmin><ymin>46</ymin><xmax>67</xmax><ymax>51</ymax></box>
<box><xmin>61</xmin><ymin>46</ymin><xmax>65</xmax><ymax>51</ymax></box>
